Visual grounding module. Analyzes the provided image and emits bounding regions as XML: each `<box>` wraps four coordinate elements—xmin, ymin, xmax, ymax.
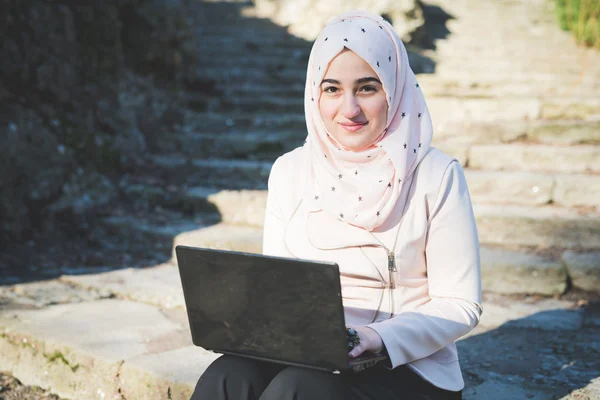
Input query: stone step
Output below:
<box><xmin>153</xmin><ymin>130</ymin><xmax>305</xmax><ymax>160</ymax></box>
<box><xmin>415</xmin><ymin>75</ymin><xmax>600</xmax><ymax>98</ymax></box>
<box><xmin>194</xmin><ymin>43</ymin><xmax>311</xmax><ymax>58</ymax></box>
<box><xmin>432</xmin><ymin>69</ymin><xmax>600</xmax><ymax>86</ymax></box>
<box><xmin>0</xmin><ymin>295</ymin><xmax>217</xmax><ymax>399</ymax></box>
<box><xmin>184</xmin><ymin>92</ymin><xmax>305</xmax><ymax>113</ymax></box>
<box><xmin>171</xmin><ymin>222</ymin><xmax>599</xmax><ymax>295</ymax></box>
<box><xmin>184</xmin><ymin>92</ymin><xmax>600</xmax><ymax>122</ymax></box>
<box><xmin>179</xmin><ymin>111</ymin><xmax>306</xmax><ymax>134</ymax></box>
<box><xmin>146</xmin><ymin>155</ymin><xmax>272</xmax><ymax>189</ymax></box>
<box><xmin>433</xmin><ymin>120</ymin><xmax>600</xmax><ymax>145</ymax></box>
<box><xmin>207</xmin><ymin>77</ymin><xmax>600</xmax><ymax>104</ymax></box>
<box><xmin>139</xmin><ymin>184</ymin><xmax>600</xmax><ymax>250</ymax></box>
<box><xmin>1</xmin><ymin>266</ymin><xmax>594</xmax><ymax>399</ymax></box>
<box><xmin>194</xmin><ymin>64</ymin><xmax>599</xmax><ymax>88</ymax></box>
<box><xmin>125</xmin><ymin>158</ymin><xmax>600</xmax><ymax>216</ymax></box>
<box><xmin>487</xmin><ymin>167</ymin><xmax>596</xmax><ymax>209</ymax></box>
<box><xmin>177</xmin><ymin>112</ymin><xmax>600</xmax><ymax>147</ymax></box>
<box><xmin>434</xmin><ymin>58</ymin><xmax>600</xmax><ymax>76</ymax></box>
<box><xmin>474</xmin><ymin>204</ymin><xmax>600</xmax><ymax>249</ymax></box>
<box><xmin>468</xmin><ymin>144</ymin><xmax>600</xmax><ymax>174</ymax></box>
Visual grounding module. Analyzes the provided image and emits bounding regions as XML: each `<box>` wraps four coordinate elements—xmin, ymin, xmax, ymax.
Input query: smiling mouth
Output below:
<box><xmin>339</xmin><ymin>121</ymin><xmax>368</xmax><ymax>132</ymax></box>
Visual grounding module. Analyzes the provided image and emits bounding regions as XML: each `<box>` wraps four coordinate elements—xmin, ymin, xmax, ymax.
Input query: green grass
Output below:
<box><xmin>555</xmin><ymin>0</ymin><xmax>600</xmax><ymax>48</ymax></box>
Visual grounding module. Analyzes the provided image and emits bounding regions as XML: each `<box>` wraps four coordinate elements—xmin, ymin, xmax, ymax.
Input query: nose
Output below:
<box><xmin>341</xmin><ymin>93</ymin><xmax>361</xmax><ymax>119</ymax></box>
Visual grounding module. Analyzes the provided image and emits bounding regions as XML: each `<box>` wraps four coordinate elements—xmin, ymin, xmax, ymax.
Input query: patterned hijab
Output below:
<box><xmin>303</xmin><ymin>10</ymin><xmax>433</xmax><ymax>231</ymax></box>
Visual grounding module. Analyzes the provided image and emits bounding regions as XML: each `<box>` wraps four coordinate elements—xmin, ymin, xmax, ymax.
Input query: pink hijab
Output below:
<box><xmin>303</xmin><ymin>10</ymin><xmax>433</xmax><ymax>231</ymax></box>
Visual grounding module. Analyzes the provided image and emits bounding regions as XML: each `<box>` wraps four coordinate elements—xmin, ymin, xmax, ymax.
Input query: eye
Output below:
<box><xmin>323</xmin><ymin>86</ymin><xmax>339</xmax><ymax>93</ymax></box>
<box><xmin>359</xmin><ymin>85</ymin><xmax>377</xmax><ymax>93</ymax></box>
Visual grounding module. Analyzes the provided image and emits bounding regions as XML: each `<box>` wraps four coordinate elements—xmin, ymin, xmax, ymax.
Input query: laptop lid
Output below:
<box><xmin>175</xmin><ymin>245</ymin><xmax>350</xmax><ymax>372</ymax></box>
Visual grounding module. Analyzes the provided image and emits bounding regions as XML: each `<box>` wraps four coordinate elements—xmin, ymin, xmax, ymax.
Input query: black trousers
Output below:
<box><xmin>190</xmin><ymin>355</ymin><xmax>462</xmax><ymax>400</ymax></box>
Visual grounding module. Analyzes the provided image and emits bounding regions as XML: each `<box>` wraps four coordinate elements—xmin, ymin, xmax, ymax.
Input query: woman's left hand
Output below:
<box><xmin>347</xmin><ymin>325</ymin><xmax>385</xmax><ymax>358</ymax></box>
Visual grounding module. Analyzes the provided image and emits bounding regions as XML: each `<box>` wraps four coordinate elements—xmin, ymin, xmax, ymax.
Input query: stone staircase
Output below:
<box><xmin>111</xmin><ymin>0</ymin><xmax>600</xmax><ymax>297</ymax></box>
<box><xmin>2</xmin><ymin>1</ymin><xmax>600</xmax><ymax>399</ymax></box>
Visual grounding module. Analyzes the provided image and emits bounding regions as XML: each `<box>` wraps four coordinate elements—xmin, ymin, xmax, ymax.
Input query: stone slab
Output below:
<box><xmin>172</xmin><ymin>224</ymin><xmax>264</xmax><ymax>261</ymax></box>
<box><xmin>121</xmin><ymin>345</ymin><xmax>219</xmax><ymax>400</ymax></box>
<box><xmin>469</xmin><ymin>144</ymin><xmax>600</xmax><ymax>174</ymax></box>
<box><xmin>0</xmin><ymin>280</ymin><xmax>113</xmax><ymax>309</ymax></box>
<box><xmin>432</xmin><ymin>141</ymin><xmax>469</xmax><ymax>166</ymax></box>
<box><xmin>427</xmin><ymin>97</ymin><xmax>542</xmax><ymax>129</ymax></box>
<box><xmin>474</xmin><ymin>204</ymin><xmax>600</xmax><ymax>250</ymax></box>
<box><xmin>472</xmin><ymin>295</ymin><xmax>577</xmax><ymax>334</ymax></box>
<box><xmin>553</xmin><ymin>174</ymin><xmax>600</xmax><ymax>210</ymax></box>
<box><xmin>0</xmin><ymin>299</ymin><xmax>192</xmax><ymax>399</ymax></box>
<box><xmin>61</xmin><ymin>263</ymin><xmax>186</xmax><ymax>309</ymax></box>
<box><xmin>176</xmin><ymin>191</ymin><xmax>600</xmax><ymax>252</ymax></box>
<box><xmin>479</xmin><ymin>247</ymin><xmax>567</xmax><ymax>295</ymax></box>
<box><xmin>0</xmin><ymin>299</ymin><xmax>185</xmax><ymax>363</ymax></box>
<box><xmin>561</xmin><ymin>251</ymin><xmax>600</xmax><ymax>293</ymax></box>
<box><xmin>465</xmin><ymin>170</ymin><xmax>554</xmax><ymax>206</ymax></box>
<box><xmin>187</xmin><ymin>188</ymin><xmax>268</xmax><ymax>228</ymax></box>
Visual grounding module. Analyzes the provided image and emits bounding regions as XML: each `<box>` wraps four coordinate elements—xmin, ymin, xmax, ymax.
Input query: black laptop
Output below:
<box><xmin>175</xmin><ymin>245</ymin><xmax>387</xmax><ymax>374</ymax></box>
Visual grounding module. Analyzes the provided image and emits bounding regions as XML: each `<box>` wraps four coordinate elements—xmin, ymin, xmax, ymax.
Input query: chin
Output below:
<box><xmin>335</xmin><ymin>133</ymin><xmax>377</xmax><ymax>151</ymax></box>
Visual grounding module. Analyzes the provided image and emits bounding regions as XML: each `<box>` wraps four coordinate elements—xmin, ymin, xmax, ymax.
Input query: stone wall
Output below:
<box><xmin>251</xmin><ymin>0</ymin><xmax>424</xmax><ymax>42</ymax></box>
<box><xmin>0</xmin><ymin>0</ymin><xmax>193</xmax><ymax>242</ymax></box>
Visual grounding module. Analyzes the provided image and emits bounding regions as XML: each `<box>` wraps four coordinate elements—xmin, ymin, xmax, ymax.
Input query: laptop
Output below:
<box><xmin>175</xmin><ymin>245</ymin><xmax>388</xmax><ymax>374</ymax></box>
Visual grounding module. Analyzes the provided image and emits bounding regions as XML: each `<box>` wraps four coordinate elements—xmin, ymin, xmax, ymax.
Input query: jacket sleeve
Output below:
<box><xmin>262</xmin><ymin>157</ymin><xmax>294</xmax><ymax>257</ymax></box>
<box><xmin>367</xmin><ymin>160</ymin><xmax>483</xmax><ymax>368</ymax></box>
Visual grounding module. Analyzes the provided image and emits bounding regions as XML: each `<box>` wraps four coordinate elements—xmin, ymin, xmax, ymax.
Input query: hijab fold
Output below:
<box><xmin>303</xmin><ymin>10</ymin><xmax>433</xmax><ymax>231</ymax></box>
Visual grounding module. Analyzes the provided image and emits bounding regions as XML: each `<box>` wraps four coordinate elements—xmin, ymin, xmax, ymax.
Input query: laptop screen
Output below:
<box><xmin>176</xmin><ymin>246</ymin><xmax>350</xmax><ymax>372</ymax></box>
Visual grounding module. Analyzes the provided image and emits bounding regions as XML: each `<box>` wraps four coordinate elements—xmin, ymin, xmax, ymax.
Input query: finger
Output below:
<box><xmin>349</xmin><ymin>344</ymin><xmax>365</xmax><ymax>359</ymax></box>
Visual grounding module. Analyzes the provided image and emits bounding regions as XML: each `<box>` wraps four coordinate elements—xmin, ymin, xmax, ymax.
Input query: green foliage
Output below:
<box><xmin>44</xmin><ymin>350</ymin><xmax>80</xmax><ymax>373</ymax></box>
<box><xmin>554</xmin><ymin>0</ymin><xmax>600</xmax><ymax>48</ymax></box>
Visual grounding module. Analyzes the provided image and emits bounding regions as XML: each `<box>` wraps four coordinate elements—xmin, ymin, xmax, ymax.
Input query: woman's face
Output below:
<box><xmin>319</xmin><ymin>49</ymin><xmax>388</xmax><ymax>151</ymax></box>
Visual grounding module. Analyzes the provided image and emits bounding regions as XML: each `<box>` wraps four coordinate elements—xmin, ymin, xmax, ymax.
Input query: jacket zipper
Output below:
<box><xmin>386</xmin><ymin>249</ymin><xmax>396</xmax><ymax>318</ymax></box>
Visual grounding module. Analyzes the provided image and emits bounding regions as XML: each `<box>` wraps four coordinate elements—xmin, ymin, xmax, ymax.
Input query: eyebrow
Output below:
<box><xmin>320</xmin><ymin>77</ymin><xmax>382</xmax><ymax>85</ymax></box>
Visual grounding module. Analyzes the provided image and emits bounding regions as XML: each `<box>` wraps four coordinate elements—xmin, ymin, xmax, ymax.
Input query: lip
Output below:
<box><xmin>339</xmin><ymin>121</ymin><xmax>368</xmax><ymax>132</ymax></box>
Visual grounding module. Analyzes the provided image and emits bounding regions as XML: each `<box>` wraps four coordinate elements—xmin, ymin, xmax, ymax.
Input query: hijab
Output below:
<box><xmin>303</xmin><ymin>10</ymin><xmax>433</xmax><ymax>231</ymax></box>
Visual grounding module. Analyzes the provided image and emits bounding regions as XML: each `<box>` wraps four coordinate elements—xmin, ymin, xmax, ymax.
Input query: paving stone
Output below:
<box><xmin>61</xmin><ymin>263</ymin><xmax>186</xmax><ymax>309</ymax></box>
<box><xmin>465</xmin><ymin>170</ymin><xmax>554</xmax><ymax>206</ymax></box>
<box><xmin>561</xmin><ymin>251</ymin><xmax>600</xmax><ymax>293</ymax></box>
<box><xmin>469</xmin><ymin>144</ymin><xmax>600</xmax><ymax>174</ymax></box>
<box><xmin>474</xmin><ymin>204</ymin><xmax>600</xmax><ymax>250</ymax></box>
<box><xmin>479</xmin><ymin>247</ymin><xmax>567</xmax><ymax>295</ymax></box>
<box><xmin>553</xmin><ymin>174</ymin><xmax>600</xmax><ymax>210</ymax></box>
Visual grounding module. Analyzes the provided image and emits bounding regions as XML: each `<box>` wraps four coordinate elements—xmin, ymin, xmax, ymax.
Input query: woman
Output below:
<box><xmin>191</xmin><ymin>10</ymin><xmax>482</xmax><ymax>400</ymax></box>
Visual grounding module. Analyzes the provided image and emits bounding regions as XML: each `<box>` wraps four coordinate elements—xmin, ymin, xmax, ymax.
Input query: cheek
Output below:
<box><xmin>318</xmin><ymin>98</ymin><xmax>338</xmax><ymax>123</ymax></box>
<box><xmin>366</xmin><ymin>97</ymin><xmax>388</xmax><ymax>125</ymax></box>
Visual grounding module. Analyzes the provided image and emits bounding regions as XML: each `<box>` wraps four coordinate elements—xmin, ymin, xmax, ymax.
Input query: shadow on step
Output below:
<box><xmin>458</xmin><ymin>302</ymin><xmax>600</xmax><ymax>398</ymax></box>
